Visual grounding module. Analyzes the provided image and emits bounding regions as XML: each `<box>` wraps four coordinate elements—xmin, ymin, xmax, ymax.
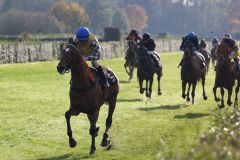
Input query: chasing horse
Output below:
<box><xmin>179</xmin><ymin>32</ymin><xmax>207</xmax><ymax>104</ymax></box>
<box><xmin>57</xmin><ymin>27</ymin><xmax>119</xmax><ymax>155</ymax></box>
<box><xmin>124</xmin><ymin>30</ymin><xmax>141</xmax><ymax>82</ymax></box>
<box><xmin>137</xmin><ymin>33</ymin><xmax>162</xmax><ymax>98</ymax></box>
<box><xmin>213</xmin><ymin>34</ymin><xmax>240</xmax><ymax>108</ymax></box>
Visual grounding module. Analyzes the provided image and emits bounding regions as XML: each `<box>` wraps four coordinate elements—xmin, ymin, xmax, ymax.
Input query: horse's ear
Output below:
<box><xmin>68</xmin><ymin>37</ymin><xmax>74</xmax><ymax>44</ymax></box>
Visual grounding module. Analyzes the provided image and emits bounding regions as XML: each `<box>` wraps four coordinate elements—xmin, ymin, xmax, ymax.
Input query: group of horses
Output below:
<box><xmin>56</xmin><ymin>38</ymin><xmax>239</xmax><ymax>155</ymax></box>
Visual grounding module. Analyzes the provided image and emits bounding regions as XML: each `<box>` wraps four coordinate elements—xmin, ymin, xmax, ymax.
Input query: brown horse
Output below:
<box><xmin>180</xmin><ymin>39</ymin><xmax>207</xmax><ymax>104</ymax></box>
<box><xmin>124</xmin><ymin>41</ymin><xmax>138</xmax><ymax>82</ymax></box>
<box><xmin>213</xmin><ymin>42</ymin><xmax>238</xmax><ymax>108</ymax></box>
<box><xmin>57</xmin><ymin>39</ymin><xmax>119</xmax><ymax>154</ymax></box>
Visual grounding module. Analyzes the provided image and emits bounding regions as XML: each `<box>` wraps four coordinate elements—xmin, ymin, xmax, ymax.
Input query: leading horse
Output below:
<box><xmin>180</xmin><ymin>39</ymin><xmax>208</xmax><ymax>104</ymax></box>
<box><xmin>57</xmin><ymin>39</ymin><xmax>119</xmax><ymax>154</ymax></box>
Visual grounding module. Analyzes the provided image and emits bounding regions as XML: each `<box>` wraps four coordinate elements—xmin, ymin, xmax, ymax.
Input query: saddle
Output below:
<box><xmin>90</xmin><ymin>67</ymin><xmax>117</xmax><ymax>86</ymax></box>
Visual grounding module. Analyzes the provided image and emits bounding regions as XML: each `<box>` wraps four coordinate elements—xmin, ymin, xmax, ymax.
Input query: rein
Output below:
<box><xmin>66</xmin><ymin>43</ymin><xmax>98</xmax><ymax>92</ymax></box>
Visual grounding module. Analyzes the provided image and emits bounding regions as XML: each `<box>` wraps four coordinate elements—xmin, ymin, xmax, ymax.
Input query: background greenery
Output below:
<box><xmin>0</xmin><ymin>53</ymin><xmax>235</xmax><ymax>160</ymax></box>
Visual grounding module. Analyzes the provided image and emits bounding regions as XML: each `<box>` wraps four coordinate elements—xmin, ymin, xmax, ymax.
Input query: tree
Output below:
<box><xmin>51</xmin><ymin>0</ymin><xmax>89</xmax><ymax>33</ymax></box>
<box><xmin>228</xmin><ymin>0</ymin><xmax>240</xmax><ymax>33</ymax></box>
<box><xmin>112</xmin><ymin>10</ymin><xmax>129</xmax><ymax>33</ymax></box>
<box><xmin>124</xmin><ymin>4</ymin><xmax>148</xmax><ymax>32</ymax></box>
<box><xmin>85</xmin><ymin>0</ymin><xmax>117</xmax><ymax>33</ymax></box>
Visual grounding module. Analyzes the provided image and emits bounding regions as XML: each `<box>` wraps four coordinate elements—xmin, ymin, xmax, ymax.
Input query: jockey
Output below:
<box><xmin>212</xmin><ymin>37</ymin><xmax>219</xmax><ymax>48</ymax></box>
<box><xmin>199</xmin><ymin>39</ymin><xmax>210</xmax><ymax>58</ymax></box>
<box><xmin>75</xmin><ymin>26</ymin><xmax>109</xmax><ymax>87</ymax></box>
<box><xmin>140</xmin><ymin>32</ymin><xmax>161</xmax><ymax>70</ymax></box>
<box><xmin>125</xmin><ymin>29</ymin><xmax>142</xmax><ymax>47</ymax></box>
<box><xmin>179</xmin><ymin>32</ymin><xmax>205</xmax><ymax>67</ymax></box>
<box><xmin>221</xmin><ymin>34</ymin><xmax>240</xmax><ymax>70</ymax></box>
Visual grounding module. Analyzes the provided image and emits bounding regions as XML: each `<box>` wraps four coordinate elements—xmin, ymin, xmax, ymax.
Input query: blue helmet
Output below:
<box><xmin>76</xmin><ymin>27</ymin><xmax>90</xmax><ymax>40</ymax></box>
<box><xmin>187</xmin><ymin>32</ymin><xmax>196</xmax><ymax>38</ymax></box>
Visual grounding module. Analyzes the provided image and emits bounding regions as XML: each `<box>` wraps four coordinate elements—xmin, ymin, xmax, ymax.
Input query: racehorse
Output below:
<box><xmin>180</xmin><ymin>39</ymin><xmax>207</xmax><ymax>104</ymax></box>
<box><xmin>137</xmin><ymin>44</ymin><xmax>162</xmax><ymax>98</ymax></box>
<box><xmin>213</xmin><ymin>42</ymin><xmax>238</xmax><ymax>108</ymax></box>
<box><xmin>124</xmin><ymin>41</ymin><xmax>138</xmax><ymax>82</ymax></box>
<box><xmin>199</xmin><ymin>48</ymin><xmax>210</xmax><ymax>72</ymax></box>
<box><xmin>57</xmin><ymin>39</ymin><xmax>119</xmax><ymax>154</ymax></box>
<box><xmin>211</xmin><ymin>46</ymin><xmax>218</xmax><ymax>67</ymax></box>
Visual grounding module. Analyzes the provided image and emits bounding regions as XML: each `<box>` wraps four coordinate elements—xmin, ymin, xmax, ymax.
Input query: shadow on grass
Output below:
<box><xmin>174</xmin><ymin>113</ymin><xmax>210</xmax><ymax>119</ymax></box>
<box><xmin>119</xmin><ymin>80</ymin><xmax>130</xmax><ymax>84</ymax></box>
<box><xmin>138</xmin><ymin>104</ymin><xmax>189</xmax><ymax>111</ymax></box>
<box><xmin>117</xmin><ymin>98</ymin><xmax>142</xmax><ymax>102</ymax></box>
<box><xmin>38</xmin><ymin>154</ymin><xmax>92</xmax><ymax>160</ymax></box>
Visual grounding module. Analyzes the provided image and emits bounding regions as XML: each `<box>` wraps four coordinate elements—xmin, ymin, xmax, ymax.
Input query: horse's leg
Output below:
<box><xmin>213</xmin><ymin>82</ymin><xmax>220</xmax><ymax>102</ymax></box>
<box><xmin>191</xmin><ymin>82</ymin><xmax>197</xmax><ymax>105</ymax></box>
<box><xmin>65</xmin><ymin>108</ymin><xmax>80</xmax><ymax>148</ymax></box>
<box><xmin>234</xmin><ymin>81</ymin><xmax>240</xmax><ymax>108</ymax></box>
<box><xmin>202</xmin><ymin>75</ymin><xmax>208</xmax><ymax>100</ymax></box>
<box><xmin>182</xmin><ymin>81</ymin><xmax>187</xmax><ymax>99</ymax></box>
<box><xmin>186</xmin><ymin>83</ymin><xmax>191</xmax><ymax>102</ymax></box>
<box><xmin>148</xmin><ymin>79</ymin><xmax>153</xmax><ymax>99</ymax></box>
<box><xmin>139</xmin><ymin>79</ymin><xmax>144</xmax><ymax>94</ymax></box>
<box><xmin>101</xmin><ymin>96</ymin><xmax>117</xmax><ymax>147</ymax></box>
<box><xmin>227</xmin><ymin>87</ymin><xmax>233</xmax><ymax>106</ymax></box>
<box><xmin>219</xmin><ymin>87</ymin><xmax>225</xmax><ymax>108</ymax></box>
<box><xmin>146</xmin><ymin>80</ymin><xmax>149</xmax><ymax>98</ymax></box>
<box><xmin>129</xmin><ymin>66</ymin><xmax>134</xmax><ymax>81</ymax></box>
<box><xmin>157</xmin><ymin>73</ymin><xmax>161</xmax><ymax>95</ymax></box>
<box><xmin>88</xmin><ymin>110</ymin><xmax>100</xmax><ymax>155</ymax></box>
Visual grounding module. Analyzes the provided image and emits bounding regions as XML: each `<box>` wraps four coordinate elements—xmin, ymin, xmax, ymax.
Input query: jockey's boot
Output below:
<box><xmin>96</xmin><ymin>65</ymin><xmax>110</xmax><ymax>87</ymax></box>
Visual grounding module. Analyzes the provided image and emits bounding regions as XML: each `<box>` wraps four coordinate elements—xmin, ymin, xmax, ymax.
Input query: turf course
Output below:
<box><xmin>0</xmin><ymin>53</ymin><xmax>220</xmax><ymax>160</ymax></box>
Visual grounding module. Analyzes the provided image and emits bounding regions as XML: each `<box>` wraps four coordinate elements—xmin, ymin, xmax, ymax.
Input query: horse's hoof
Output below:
<box><xmin>158</xmin><ymin>91</ymin><xmax>162</xmax><ymax>95</ymax></box>
<box><xmin>218</xmin><ymin>104</ymin><xmax>225</xmax><ymax>109</ymax></box>
<box><xmin>215</xmin><ymin>98</ymin><xmax>220</xmax><ymax>102</ymax></box>
<box><xmin>182</xmin><ymin>94</ymin><xmax>186</xmax><ymax>99</ymax></box>
<box><xmin>227</xmin><ymin>101</ymin><xmax>232</xmax><ymax>106</ymax></box>
<box><xmin>140</xmin><ymin>89</ymin><xmax>144</xmax><ymax>94</ymax></box>
<box><xmin>101</xmin><ymin>139</ymin><xmax>110</xmax><ymax>147</ymax></box>
<box><xmin>89</xmin><ymin>147</ymin><xmax>96</xmax><ymax>155</ymax></box>
<box><xmin>203</xmin><ymin>96</ymin><xmax>208</xmax><ymax>100</ymax></box>
<box><xmin>69</xmin><ymin>138</ymin><xmax>77</xmax><ymax>148</ymax></box>
<box><xmin>187</xmin><ymin>97</ymin><xmax>191</xmax><ymax>102</ymax></box>
<box><xmin>234</xmin><ymin>101</ymin><xmax>238</xmax><ymax>108</ymax></box>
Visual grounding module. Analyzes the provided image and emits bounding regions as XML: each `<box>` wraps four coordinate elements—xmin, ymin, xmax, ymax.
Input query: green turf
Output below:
<box><xmin>0</xmin><ymin>53</ymin><xmax>223</xmax><ymax>160</ymax></box>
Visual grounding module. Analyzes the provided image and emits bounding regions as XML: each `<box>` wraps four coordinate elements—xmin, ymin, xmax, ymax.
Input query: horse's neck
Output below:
<box><xmin>71</xmin><ymin>60</ymin><xmax>91</xmax><ymax>88</ymax></box>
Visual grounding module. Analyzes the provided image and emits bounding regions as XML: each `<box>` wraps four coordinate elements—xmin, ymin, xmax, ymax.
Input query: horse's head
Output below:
<box><xmin>182</xmin><ymin>38</ymin><xmax>195</xmax><ymax>56</ymax></box>
<box><xmin>57</xmin><ymin>38</ymin><xmax>82</xmax><ymax>75</ymax></box>
<box><xmin>137</xmin><ymin>43</ymin><xmax>148</xmax><ymax>59</ymax></box>
<box><xmin>216</xmin><ymin>42</ymin><xmax>232</xmax><ymax>63</ymax></box>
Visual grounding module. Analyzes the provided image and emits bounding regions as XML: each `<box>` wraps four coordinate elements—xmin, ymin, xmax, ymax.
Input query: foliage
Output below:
<box><xmin>85</xmin><ymin>0</ymin><xmax>117</xmax><ymax>34</ymax></box>
<box><xmin>228</xmin><ymin>0</ymin><xmax>240</xmax><ymax>33</ymax></box>
<box><xmin>51</xmin><ymin>0</ymin><xmax>89</xmax><ymax>33</ymax></box>
<box><xmin>176</xmin><ymin>108</ymin><xmax>240</xmax><ymax>160</ymax></box>
<box><xmin>112</xmin><ymin>10</ymin><xmax>129</xmax><ymax>33</ymax></box>
<box><xmin>124</xmin><ymin>4</ymin><xmax>148</xmax><ymax>32</ymax></box>
<box><xmin>0</xmin><ymin>11</ymin><xmax>62</xmax><ymax>35</ymax></box>
<box><xmin>0</xmin><ymin>53</ymin><xmax>218</xmax><ymax>159</ymax></box>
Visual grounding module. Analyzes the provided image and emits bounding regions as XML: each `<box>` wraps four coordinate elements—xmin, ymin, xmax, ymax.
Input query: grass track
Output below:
<box><xmin>0</xmin><ymin>53</ymin><xmax>223</xmax><ymax>160</ymax></box>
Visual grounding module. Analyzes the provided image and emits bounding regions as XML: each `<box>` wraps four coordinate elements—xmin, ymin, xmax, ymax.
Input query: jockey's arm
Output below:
<box><xmin>230</xmin><ymin>42</ymin><xmax>240</xmax><ymax>59</ymax></box>
<box><xmin>89</xmin><ymin>35</ymin><xmax>101</xmax><ymax>61</ymax></box>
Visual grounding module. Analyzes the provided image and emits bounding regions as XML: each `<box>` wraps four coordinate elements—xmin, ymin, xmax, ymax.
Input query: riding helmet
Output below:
<box><xmin>76</xmin><ymin>27</ymin><xmax>90</xmax><ymax>40</ymax></box>
<box><xmin>143</xmin><ymin>33</ymin><xmax>150</xmax><ymax>40</ymax></box>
